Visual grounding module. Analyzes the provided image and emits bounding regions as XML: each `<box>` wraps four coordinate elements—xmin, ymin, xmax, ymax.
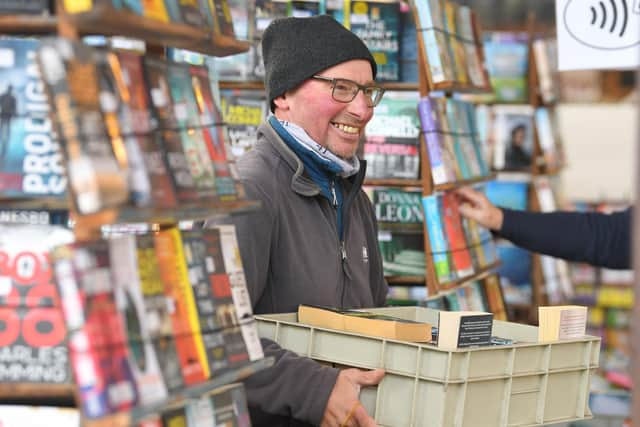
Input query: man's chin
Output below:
<box><xmin>328</xmin><ymin>143</ymin><xmax>358</xmax><ymax>160</ymax></box>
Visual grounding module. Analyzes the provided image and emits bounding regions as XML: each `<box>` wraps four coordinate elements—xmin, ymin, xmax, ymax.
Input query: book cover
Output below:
<box><xmin>534</xmin><ymin>107</ymin><xmax>561</xmax><ymax>171</ymax></box>
<box><xmin>189</xmin><ymin>65</ymin><xmax>236</xmax><ymax>198</ymax></box>
<box><xmin>180</xmin><ymin>230</ymin><xmax>229</xmax><ymax>375</ymax></box>
<box><xmin>37</xmin><ymin>38</ymin><xmax>130</xmax><ymax>214</ymax></box>
<box><xmin>298</xmin><ymin>304</ymin><xmax>432</xmax><ymax>342</ymax></box>
<box><xmin>369</xmin><ymin>187</ymin><xmax>423</xmax><ymax>231</ymax></box>
<box><xmin>443</xmin><ymin>2</ymin><xmax>468</xmax><ymax>84</ymax></box>
<box><xmin>0</xmin><ymin>0</ymin><xmax>51</xmax><ymax>14</ymax></box>
<box><xmin>161</xmin><ymin>406</ymin><xmax>188</xmax><ymax>427</ymax></box>
<box><xmin>176</xmin><ymin>0</ymin><xmax>208</xmax><ymax>27</ymax></box>
<box><xmin>412</xmin><ymin>0</ymin><xmax>445</xmax><ymax>30</ymax></box>
<box><xmin>114</xmin><ymin>50</ymin><xmax>169</xmax><ymax>206</ymax></box>
<box><xmin>364</xmin><ymin>91</ymin><xmax>420</xmax><ymax>180</ymax></box>
<box><xmin>209</xmin><ymin>0</ymin><xmax>236</xmax><ymax>36</ymax></box>
<box><xmin>538</xmin><ymin>305</ymin><xmax>587</xmax><ymax>342</ymax></box>
<box><xmin>495</xmin><ymin>239</ymin><xmax>531</xmax><ymax>305</ymax></box>
<box><xmin>0</xmin><ymin>225</ymin><xmax>73</xmax><ymax>385</ymax></box>
<box><xmin>210</xmin><ymin>0</ymin><xmax>256</xmax><ymax>82</ymax></box>
<box><xmin>218</xmin><ymin>225</ymin><xmax>264</xmax><ymax>361</ymax></box>
<box><xmin>219</xmin><ymin>89</ymin><xmax>266</xmax><ymax>157</ymax></box>
<box><xmin>200</xmin><ymin>227</ymin><xmax>251</xmax><ymax>367</ymax></box>
<box><xmin>186</xmin><ymin>394</ymin><xmax>215</xmax><ymax>426</ymax></box>
<box><xmin>348</xmin><ymin>0</ymin><xmax>400</xmax><ymax>81</ymax></box>
<box><xmin>166</xmin><ymin>62</ymin><xmax>217</xmax><ymax>195</ymax></box>
<box><xmin>445</xmin><ymin>99</ymin><xmax>482</xmax><ymax>178</ymax></box>
<box><xmin>109</xmin><ymin>235</ymin><xmax>169</xmax><ymax>405</ymax></box>
<box><xmin>0</xmin><ymin>38</ymin><xmax>66</xmax><ymax>199</ymax></box>
<box><xmin>376</xmin><ymin>229</ymin><xmax>425</xmax><ymax>277</ymax></box>
<box><xmin>532</xmin><ymin>38</ymin><xmax>559</xmax><ymax>105</ymax></box>
<box><xmin>456</xmin><ymin>5</ymin><xmax>488</xmax><ymax>88</ymax></box>
<box><xmin>417</xmin><ymin>97</ymin><xmax>457</xmax><ymax>185</ymax></box>
<box><xmin>421</xmin><ymin>194</ymin><xmax>452</xmax><ymax>283</ymax></box>
<box><xmin>483</xmin><ymin>32</ymin><xmax>529</xmax><ymax>103</ymax></box>
<box><xmin>52</xmin><ymin>241</ymin><xmax>138</xmax><ymax>418</ymax></box>
<box><xmin>141</xmin><ymin>0</ymin><xmax>170</xmax><ymax>21</ymax></box>
<box><xmin>491</xmin><ymin>104</ymin><xmax>534</xmax><ymax>171</ymax></box>
<box><xmin>154</xmin><ymin>228</ymin><xmax>209</xmax><ymax>385</ymax></box>
<box><xmin>134</xmin><ymin>233</ymin><xmax>184</xmax><ymax>392</ymax></box>
<box><xmin>482</xmin><ymin>274</ymin><xmax>507</xmax><ymax>321</ymax></box>
<box><xmin>437</xmin><ymin>310</ymin><xmax>493</xmax><ymax>349</ymax></box>
<box><xmin>441</xmin><ymin>192</ymin><xmax>474</xmax><ymax>278</ymax></box>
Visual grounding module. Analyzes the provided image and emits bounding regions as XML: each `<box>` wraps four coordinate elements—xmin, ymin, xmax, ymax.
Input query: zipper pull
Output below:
<box><xmin>330</xmin><ymin>180</ymin><xmax>337</xmax><ymax>207</ymax></box>
<box><xmin>340</xmin><ymin>241</ymin><xmax>347</xmax><ymax>260</ymax></box>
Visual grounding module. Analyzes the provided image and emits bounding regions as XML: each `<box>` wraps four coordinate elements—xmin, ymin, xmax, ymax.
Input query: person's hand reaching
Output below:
<box><xmin>321</xmin><ymin>368</ymin><xmax>384</xmax><ymax>427</ymax></box>
<box><xmin>455</xmin><ymin>187</ymin><xmax>504</xmax><ymax>231</ymax></box>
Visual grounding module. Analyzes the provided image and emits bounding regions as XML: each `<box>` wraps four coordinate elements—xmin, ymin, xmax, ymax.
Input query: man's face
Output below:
<box><xmin>273</xmin><ymin>59</ymin><xmax>374</xmax><ymax>159</ymax></box>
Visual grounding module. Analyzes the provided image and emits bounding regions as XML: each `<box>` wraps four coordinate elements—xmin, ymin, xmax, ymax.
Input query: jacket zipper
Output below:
<box><xmin>338</xmin><ymin>169</ymin><xmax>365</xmax><ymax>307</ymax></box>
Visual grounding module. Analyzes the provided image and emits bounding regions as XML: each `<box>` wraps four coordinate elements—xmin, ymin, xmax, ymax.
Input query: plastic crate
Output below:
<box><xmin>255</xmin><ymin>306</ymin><xmax>600</xmax><ymax>427</ymax></box>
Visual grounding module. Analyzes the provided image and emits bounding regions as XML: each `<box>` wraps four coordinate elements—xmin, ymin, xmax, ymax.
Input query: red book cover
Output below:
<box><xmin>442</xmin><ymin>193</ymin><xmax>474</xmax><ymax>278</ymax></box>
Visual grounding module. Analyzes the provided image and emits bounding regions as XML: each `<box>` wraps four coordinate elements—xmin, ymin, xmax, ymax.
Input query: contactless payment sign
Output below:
<box><xmin>557</xmin><ymin>0</ymin><xmax>640</xmax><ymax>70</ymax></box>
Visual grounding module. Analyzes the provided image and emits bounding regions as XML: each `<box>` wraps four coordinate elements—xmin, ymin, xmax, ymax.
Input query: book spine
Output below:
<box><xmin>422</xmin><ymin>195</ymin><xmax>452</xmax><ymax>283</ymax></box>
<box><xmin>442</xmin><ymin>193</ymin><xmax>474</xmax><ymax>277</ymax></box>
<box><xmin>154</xmin><ymin>228</ymin><xmax>209</xmax><ymax>385</ymax></box>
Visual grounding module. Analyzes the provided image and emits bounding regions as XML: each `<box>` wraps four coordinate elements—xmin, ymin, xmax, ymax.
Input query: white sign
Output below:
<box><xmin>556</xmin><ymin>0</ymin><xmax>640</xmax><ymax>70</ymax></box>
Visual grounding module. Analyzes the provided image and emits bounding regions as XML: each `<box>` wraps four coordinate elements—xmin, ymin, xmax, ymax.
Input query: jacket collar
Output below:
<box><xmin>256</xmin><ymin>122</ymin><xmax>367</xmax><ymax>197</ymax></box>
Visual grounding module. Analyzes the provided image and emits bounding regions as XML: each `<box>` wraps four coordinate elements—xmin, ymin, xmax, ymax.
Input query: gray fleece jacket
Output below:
<box><xmin>231</xmin><ymin>121</ymin><xmax>388</xmax><ymax>426</ymax></box>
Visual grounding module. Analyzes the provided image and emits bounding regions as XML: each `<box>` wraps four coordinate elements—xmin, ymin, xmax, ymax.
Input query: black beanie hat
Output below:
<box><xmin>262</xmin><ymin>15</ymin><xmax>377</xmax><ymax>112</ymax></box>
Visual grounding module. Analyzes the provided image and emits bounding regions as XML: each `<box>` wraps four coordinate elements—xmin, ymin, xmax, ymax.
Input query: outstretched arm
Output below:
<box><xmin>455</xmin><ymin>187</ymin><xmax>632</xmax><ymax>269</ymax></box>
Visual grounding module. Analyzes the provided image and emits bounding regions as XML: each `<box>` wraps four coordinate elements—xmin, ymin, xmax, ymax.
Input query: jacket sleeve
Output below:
<box><xmin>498</xmin><ymin>207</ymin><xmax>632</xmax><ymax>269</ymax></box>
<box><xmin>231</xmin><ymin>168</ymin><xmax>340</xmax><ymax>424</ymax></box>
<box><xmin>245</xmin><ymin>338</ymin><xmax>339</xmax><ymax>424</ymax></box>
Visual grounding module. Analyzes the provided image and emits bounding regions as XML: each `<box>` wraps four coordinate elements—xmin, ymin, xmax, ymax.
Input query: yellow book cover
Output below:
<box><xmin>155</xmin><ymin>228</ymin><xmax>210</xmax><ymax>384</ymax></box>
<box><xmin>298</xmin><ymin>305</ymin><xmax>432</xmax><ymax>342</ymax></box>
<box><xmin>142</xmin><ymin>0</ymin><xmax>170</xmax><ymax>22</ymax></box>
<box><xmin>445</xmin><ymin>1</ymin><xmax>469</xmax><ymax>84</ymax></box>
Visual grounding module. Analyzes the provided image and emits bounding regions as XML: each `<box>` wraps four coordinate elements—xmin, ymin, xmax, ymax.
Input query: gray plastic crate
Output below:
<box><xmin>256</xmin><ymin>306</ymin><xmax>600</xmax><ymax>427</ymax></box>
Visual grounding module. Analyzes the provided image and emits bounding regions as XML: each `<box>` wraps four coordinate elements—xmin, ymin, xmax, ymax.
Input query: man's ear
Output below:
<box><xmin>273</xmin><ymin>94</ymin><xmax>289</xmax><ymax>111</ymax></box>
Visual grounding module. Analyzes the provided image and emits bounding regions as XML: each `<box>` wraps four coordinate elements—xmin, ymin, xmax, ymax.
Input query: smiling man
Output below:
<box><xmin>230</xmin><ymin>14</ymin><xmax>388</xmax><ymax>427</ymax></box>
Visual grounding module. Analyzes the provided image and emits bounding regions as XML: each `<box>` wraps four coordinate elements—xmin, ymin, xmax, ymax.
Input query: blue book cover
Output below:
<box><xmin>349</xmin><ymin>0</ymin><xmax>400</xmax><ymax>81</ymax></box>
<box><xmin>485</xmin><ymin>180</ymin><xmax>529</xmax><ymax>211</ymax></box>
<box><xmin>422</xmin><ymin>194</ymin><xmax>453</xmax><ymax>283</ymax></box>
<box><xmin>483</xmin><ymin>32</ymin><xmax>529</xmax><ymax>103</ymax></box>
<box><xmin>0</xmin><ymin>38</ymin><xmax>66</xmax><ymax>198</ymax></box>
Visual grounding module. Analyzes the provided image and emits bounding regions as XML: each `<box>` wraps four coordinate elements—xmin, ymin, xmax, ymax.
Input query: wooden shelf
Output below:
<box><xmin>437</xmin><ymin>260</ymin><xmax>501</xmax><ymax>291</ymax></box>
<box><xmin>84</xmin><ymin>356</ymin><xmax>274</xmax><ymax>427</ymax></box>
<box><xmin>381</xmin><ymin>82</ymin><xmax>420</xmax><ymax>91</ymax></box>
<box><xmin>0</xmin><ymin>196</ymin><xmax>69</xmax><ymax>210</ymax></box>
<box><xmin>73</xmin><ymin>199</ymin><xmax>260</xmax><ymax>237</ymax></box>
<box><xmin>364</xmin><ymin>179</ymin><xmax>423</xmax><ymax>188</ymax></box>
<box><xmin>0</xmin><ymin>14</ymin><xmax>57</xmax><ymax>33</ymax></box>
<box><xmin>63</xmin><ymin>4</ymin><xmax>249</xmax><ymax>57</ymax></box>
<box><xmin>0</xmin><ymin>383</ymin><xmax>75</xmax><ymax>401</ymax></box>
<box><xmin>432</xmin><ymin>173</ymin><xmax>497</xmax><ymax>192</ymax></box>
<box><xmin>431</xmin><ymin>81</ymin><xmax>494</xmax><ymax>95</ymax></box>
<box><xmin>386</xmin><ymin>275</ymin><xmax>426</xmax><ymax>285</ymax></box>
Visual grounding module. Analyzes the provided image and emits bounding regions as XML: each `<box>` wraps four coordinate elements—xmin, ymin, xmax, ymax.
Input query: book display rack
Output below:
<box><xmin>0</xmin><ymin>2</ymin><xmax>272</xmax><ymax>425</ymax></box>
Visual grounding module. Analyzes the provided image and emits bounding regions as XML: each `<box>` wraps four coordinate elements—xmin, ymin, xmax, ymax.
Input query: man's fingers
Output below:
<box><xmin>353</xmin><ymin>368</ymin><xmax>385</xmax><ymax>386</ymax></box>
<box><xmin>352</xmin><ymin>403</ymin><xmax>378</xmax><ymax>427</ymax></box>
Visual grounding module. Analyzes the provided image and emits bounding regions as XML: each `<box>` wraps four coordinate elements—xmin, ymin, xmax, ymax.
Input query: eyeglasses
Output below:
<box><xmin>311</xmin><ymin>75</ymin><xmax>385</xmax><ymax>107</ymax></box>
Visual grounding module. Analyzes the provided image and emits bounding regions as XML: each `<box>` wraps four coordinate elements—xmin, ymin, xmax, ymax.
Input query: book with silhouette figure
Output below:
<box><xmin>298</xmin><ymin>304</ymin><xmax>432</xmax><ymax>342</ymax></box>
<box><xmin>0</xmin><ymin>38</ymin><xmax>66</xmax><ymax>199</ymax></box>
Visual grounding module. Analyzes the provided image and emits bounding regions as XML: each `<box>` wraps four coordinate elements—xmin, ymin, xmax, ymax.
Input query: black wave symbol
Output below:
<box><xmin>589</xmin><ymin>0</ymin><xmax>628</xmax><ymax>37</ymax></box>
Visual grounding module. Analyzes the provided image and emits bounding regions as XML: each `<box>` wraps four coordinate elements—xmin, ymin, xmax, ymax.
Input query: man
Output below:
<box><xmin>455</xmin><ymin>186</ymin><xmax>631</xmax><ymax>269</ymax></box>
<box><xmin>232</xmin><ymin>15</ymin><xmax>388</xmax><ymax>427</ymax></box>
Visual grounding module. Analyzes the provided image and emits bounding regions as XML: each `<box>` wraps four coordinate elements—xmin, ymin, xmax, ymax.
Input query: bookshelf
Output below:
<box><xmin>0</xmin><ymin>2</ymin><xmax>271</xmax><ymax>425</ymax></box>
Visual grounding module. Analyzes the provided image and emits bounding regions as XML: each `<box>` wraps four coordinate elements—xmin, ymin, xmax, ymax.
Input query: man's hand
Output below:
<box><xmin>455</xmin><ymin>187</ymin><xmax>504</xmax><ymax>231</ymax></box>
<box><xmin>321</xmin><ymin>368</ymin><xmax>384</xmax><ymax>427</ymax></box>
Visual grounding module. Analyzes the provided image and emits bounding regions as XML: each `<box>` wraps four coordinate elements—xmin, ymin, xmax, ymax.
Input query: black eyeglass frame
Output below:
<box><xmin>311</xmin><ymin>75</ymin><xmax>385</xmax><ymax>107</ymax></box>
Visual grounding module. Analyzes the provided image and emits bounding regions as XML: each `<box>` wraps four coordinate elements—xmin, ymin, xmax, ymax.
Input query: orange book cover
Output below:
<box><xmin>154</xmin><ymin>228</ymin><xmax>209</xmax><ymax>385</ymax></box>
